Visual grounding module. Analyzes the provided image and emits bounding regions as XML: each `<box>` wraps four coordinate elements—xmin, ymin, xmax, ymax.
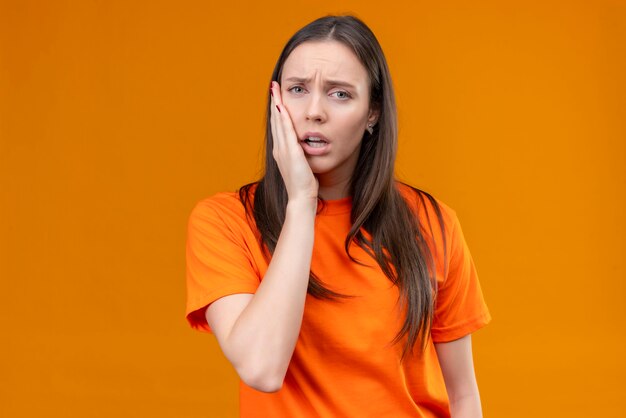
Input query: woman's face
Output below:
<box><xmin>280</xmin><ymin>40</ymin><xmax>378</xmax><ymax>182</ymax></box>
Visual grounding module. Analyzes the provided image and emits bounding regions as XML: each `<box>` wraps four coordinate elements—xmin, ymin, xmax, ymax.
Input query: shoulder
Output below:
<box><xmin>191</xmin><ymin>183</ymin><xmax>258</xmax><ymax>219</ymax></box>
<box><xmin>188</xmin><ymin>184</ymin><xmax>259</xmax><ymax>237</ymax></box>
<box><xmin>190</xmin><ymin>191</ymin><xmax>245</xmax><ymax>222</ymax></box>
<box><xmin>395</xmin><ymin>182</ymin><xmax>472</xmax><ymax>284</ymax></box>
<box><xmin>395</xmin><ymin>181</ymin><xmax>458</xmax><ymax>230</ymax></box>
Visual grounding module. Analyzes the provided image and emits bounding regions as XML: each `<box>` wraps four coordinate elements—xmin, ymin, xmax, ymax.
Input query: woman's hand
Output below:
<box><xmin>270</xmin><ymin>81</ymin><xmax>319</xmax><ymax>202</ymax></box>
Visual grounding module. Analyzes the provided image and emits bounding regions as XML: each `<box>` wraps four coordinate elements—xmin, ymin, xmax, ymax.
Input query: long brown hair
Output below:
<box><xmin>240</xmin><ymin>15</ymin><xmax>447</xmax><ymax>358</ymax></box>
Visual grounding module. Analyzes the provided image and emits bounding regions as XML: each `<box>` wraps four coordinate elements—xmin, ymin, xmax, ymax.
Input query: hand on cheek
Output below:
<box><xmin>269</xmin><ymin>81</ymin><xmax>319</xmax><ymax>202</ymax></box>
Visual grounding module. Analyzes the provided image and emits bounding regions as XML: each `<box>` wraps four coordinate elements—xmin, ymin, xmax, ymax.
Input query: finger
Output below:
<box><xmin>272</xmin><ymin>81</ymin><xmax>291</xmax><ymax>155</ymax></box>
<box><xmin>271</xmin><ymin>80</ymin><xmax>283</xmax><ymax>107</ymax></box>
<box><xmin>272</xmin><ymin>82</ymin><xmax>299</xmax><ymax>151</ymax></box>
<box><xmin>269</xmin><ymin>82</ymin><xmax>281</xmax><ymax>154</ymax></box>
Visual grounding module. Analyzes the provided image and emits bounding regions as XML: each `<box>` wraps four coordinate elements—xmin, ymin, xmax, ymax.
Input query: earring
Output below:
<box><xmin>366</xmin><ymin>123</ymin><xmax>374</xmax><ymax>135</ymax></box>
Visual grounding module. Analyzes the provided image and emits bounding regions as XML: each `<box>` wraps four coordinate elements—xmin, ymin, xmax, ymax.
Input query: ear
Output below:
<box><xmin>367</xmin><ymin>104</ymin><xmax>380</xmax><ymax>126</ymax></box>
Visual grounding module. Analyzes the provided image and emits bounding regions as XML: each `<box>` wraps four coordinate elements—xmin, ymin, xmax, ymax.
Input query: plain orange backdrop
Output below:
<box><xmin>1</xmin><ymin>0</ymin><xmax>624</xmax><ymax>417</ymax></box>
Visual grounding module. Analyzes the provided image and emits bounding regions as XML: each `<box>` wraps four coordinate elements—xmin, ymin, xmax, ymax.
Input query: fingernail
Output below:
<box><xmin>276</xmin><ymin>105</ymin><xmax>281</xmax><ymax>113</ymax></box>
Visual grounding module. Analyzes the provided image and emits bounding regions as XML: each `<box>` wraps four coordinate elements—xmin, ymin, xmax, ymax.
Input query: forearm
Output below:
<box><xmin>225</xmin><ymin>198</ymin><xmax>316</xmax><ymax>390</ymax></box>
<box><xmin>435</xmin><ymin>335</ymin><xmax>484</xmax><ymax>418</ymax></box>
<box><xmin>449</xmin><ymin>392</ymin><xmax>483</xmax><ymax>418</ymax></box>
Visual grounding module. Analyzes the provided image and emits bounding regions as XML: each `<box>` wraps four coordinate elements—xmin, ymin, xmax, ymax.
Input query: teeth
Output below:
<box><xmin>303</xmin><ymin>136</ymin><xmax>327</xmax><ymax>148</ymax></box>
<box><xmin>307</xmin><ymin>141</ymin><xmax>325</xmax><ymax>148</ymax></box>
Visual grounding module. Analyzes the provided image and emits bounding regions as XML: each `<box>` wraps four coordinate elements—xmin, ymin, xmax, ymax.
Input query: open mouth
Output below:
<box><xmin>303</xmin><ymin>137</ymin><xmax>328</xmax><ymax>148</ymax></box>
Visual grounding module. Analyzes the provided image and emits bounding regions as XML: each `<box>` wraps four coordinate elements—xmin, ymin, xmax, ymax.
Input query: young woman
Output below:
<box><xmin>186</xmin><ymin>15</ymin><xmax>490</xmax><ymax>418</ymax></box>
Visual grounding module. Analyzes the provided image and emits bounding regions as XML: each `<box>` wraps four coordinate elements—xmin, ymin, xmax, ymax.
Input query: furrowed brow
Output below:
<box><xmin>284</xmin><ymin>76</ymin><xmax>357</xmax><ymax>90</ymax></box>
<box><xmin>326</xmin><ymin>79</ymin><xmax>357</xmax><ymax>89</ymax></box>
<box><xmin>284</xmin><ymin>76</ymin><xmax>312</xmax><ymax>84</ymax></box>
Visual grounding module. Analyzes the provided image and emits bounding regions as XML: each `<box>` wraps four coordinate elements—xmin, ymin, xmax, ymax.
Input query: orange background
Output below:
<box><xmin>1</xmin><ymin>0</ymin><xmax>624</xmax><ymax>417</ymax></box>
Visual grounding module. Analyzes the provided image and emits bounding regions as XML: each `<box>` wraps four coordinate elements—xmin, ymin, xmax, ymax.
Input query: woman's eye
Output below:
<box><xmin>332</xmin><ymin>91</ymin><xmax>351</xmax><ymax>100</ymax></box>
<box><xmin>289</xmin><ymin>86</ymin><xmax>305</xmax><ymax>94</ymax></box>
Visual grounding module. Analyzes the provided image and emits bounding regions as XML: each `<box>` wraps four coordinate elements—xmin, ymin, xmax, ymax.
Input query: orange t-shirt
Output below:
<box><xmin>185</xmin><ymin>182</ymin><xmax>491</xmax><ymax>418</ymax></box>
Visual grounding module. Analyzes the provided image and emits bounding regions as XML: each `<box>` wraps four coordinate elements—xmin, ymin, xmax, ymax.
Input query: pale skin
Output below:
<box><xmin>205</xmin><ymin>40</ymin><xmax>483</xmax><ymax>417</ymax></box>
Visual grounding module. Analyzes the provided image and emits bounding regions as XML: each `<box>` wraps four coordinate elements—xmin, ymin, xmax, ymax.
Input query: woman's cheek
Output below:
<box><xmin>279</xmin><ymin>96</ymin><xmax>292</xmax><ymax>113</ymax></box>
<box><xmin>283</xmin><ymin>101</ymin><xmax>302</xmax><ymax>122</ymax></box>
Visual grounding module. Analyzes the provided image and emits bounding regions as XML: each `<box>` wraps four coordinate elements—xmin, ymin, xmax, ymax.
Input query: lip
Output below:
<box><xmin>301</xmin><ymin>131</ymin><xmax>329</xmax><ymax>142</ymax></box>
<box><xmin>300</xmin><ymin>131</ymin><xmax>330</xmax><ymax>156</ymax></box>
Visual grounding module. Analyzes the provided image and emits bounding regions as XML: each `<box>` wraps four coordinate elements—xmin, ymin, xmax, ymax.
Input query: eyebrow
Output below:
<box><xmin>284</xmin><ymin>76</ymin><xmax>357</xmax><ymax>89</ymax></box>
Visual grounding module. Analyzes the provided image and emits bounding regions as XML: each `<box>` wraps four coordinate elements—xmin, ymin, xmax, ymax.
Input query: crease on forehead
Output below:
<box><xmin>281</xmin><ymin>41</ymin><xmax>367</xmax><ymax>87</ymax></box>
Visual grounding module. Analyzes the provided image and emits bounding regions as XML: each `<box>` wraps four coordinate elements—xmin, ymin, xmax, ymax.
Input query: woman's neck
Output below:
<box><xmin>316</xmin><ymin>173</ymin><xmax>352</xmax><ymax>200</ymax></box>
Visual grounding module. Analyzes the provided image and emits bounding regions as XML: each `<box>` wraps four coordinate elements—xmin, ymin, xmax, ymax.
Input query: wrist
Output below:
<box><xmin>286</xmin><ymin>198</ymin><xmax>318</xmax><ymax>218</ymax></box>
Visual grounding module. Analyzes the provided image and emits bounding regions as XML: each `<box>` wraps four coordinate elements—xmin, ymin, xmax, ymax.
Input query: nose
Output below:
<box><xmin>305</xmin><ymin>92</ymin><xmax>327</xmax><ymax>123</ymax></box>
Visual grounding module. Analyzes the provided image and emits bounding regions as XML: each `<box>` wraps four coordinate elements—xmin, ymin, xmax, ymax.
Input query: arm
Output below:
<box><xmin>435</xmin><ymin>334</ymin><xmax>484</xmax><ymax>418</ymax></box>
<box><xmin>204</xmin><ymin>82</ymin><xmax>318</xmax><ymax>393</ymax></box>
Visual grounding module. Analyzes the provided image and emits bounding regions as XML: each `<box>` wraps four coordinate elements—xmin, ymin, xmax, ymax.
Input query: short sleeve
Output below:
<box><xmin>185</xmin><ymin>197</ymin><xmax>260</xmax><ymax>333</ymax></box>
<box><xmin>430</xmin><ymin>211</ymin><xmax>491</xmax><ymax>343</ymax></box>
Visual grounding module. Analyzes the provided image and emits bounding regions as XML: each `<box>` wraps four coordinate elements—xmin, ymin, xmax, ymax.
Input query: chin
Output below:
<box><xmin>307</xmin><ymin>161</ymin><xmax>335</xmax><ymax>175</ymax></box>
